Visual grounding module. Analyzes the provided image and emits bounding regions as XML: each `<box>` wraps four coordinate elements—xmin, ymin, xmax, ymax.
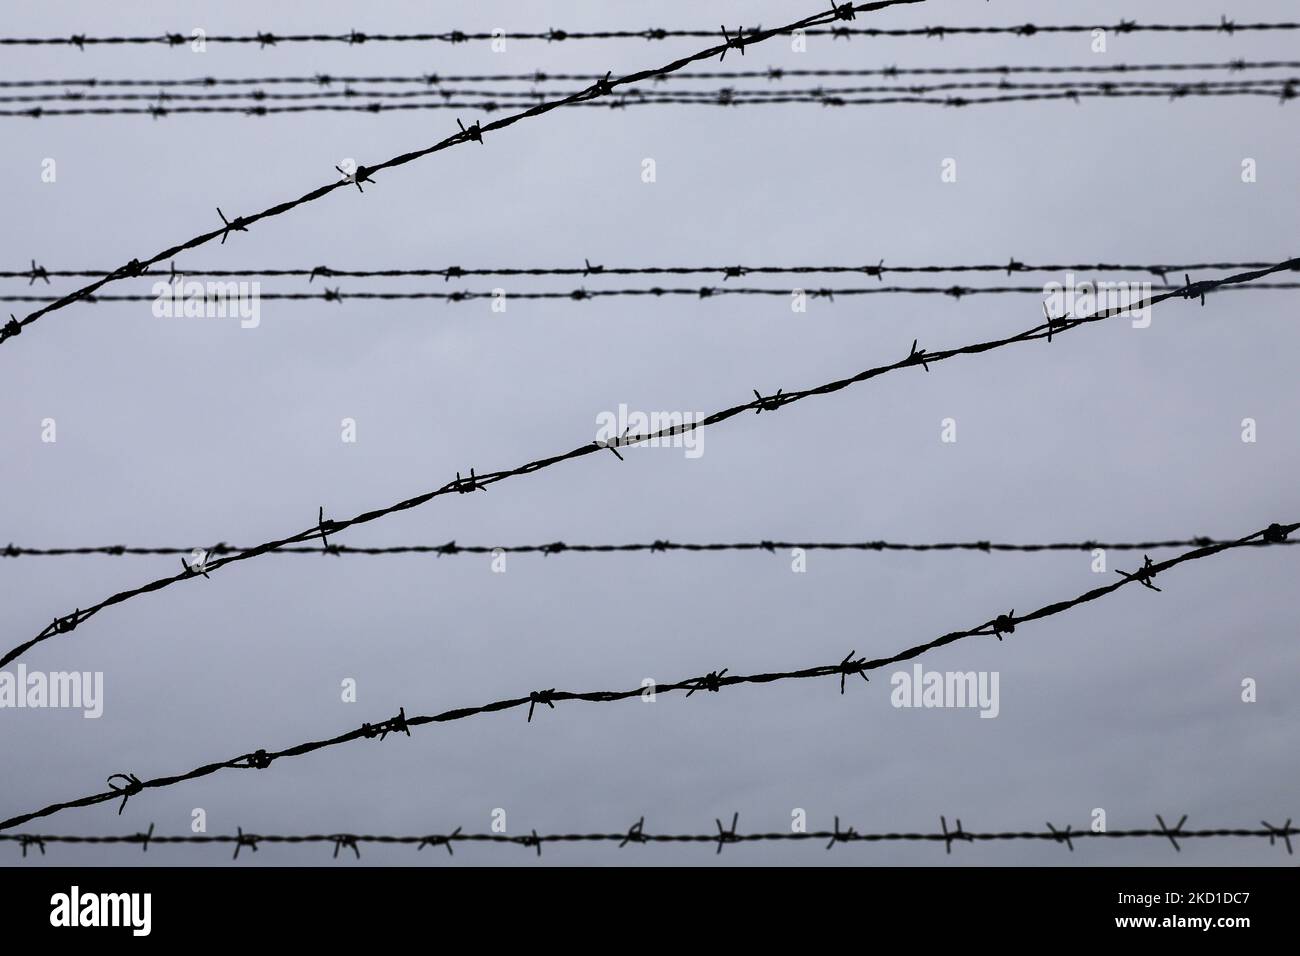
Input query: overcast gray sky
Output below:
<box><xmin>2</xmin><ymin>0</ymin><xmax>1298</xmax><ymax>866</ymax></box>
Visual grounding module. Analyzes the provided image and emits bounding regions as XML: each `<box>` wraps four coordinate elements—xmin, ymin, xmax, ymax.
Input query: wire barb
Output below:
<box><xmin>1116</xmin><ymin>555</ymin><xmax>1162</xmax><ymax>592</ymax></box>
<box><xmin>838</xmin><ymin>650</ymin><xmax>869</xmax><ymax>694</ymax></box>
<box><xmin>714</xmin><ymin>812</ymin><xmax>740</xmax><ymax>854</ymax></box>
<box><xmin>335</xmin><ymin>163</ymin><xmax>376</xmax><ymax>193</ymax></box>
<box><xmin>521</xmin><ymin>829</ymin><xmax>543</xmax><ymax>857</ymax></box>
<box><xmin>332</xmin><ymin>834</ymin><xmax>360</xmax><ymax>859</ymax></box>
<box><xmin>1262</xmin><ymin>523</ymin><xmax>1291</xmax><ymax>543</ymax></box>
<box><xmin>752</xmin><ymin>388</ymin><xmax>786</xmax><ymax>413</ymax></box>
<box><xmin>216</xmin><ymin>207</ymin><xmax>249</xmax><ymax>245</ymax></box>
<box><xmin>940</xmin><ymin>815</ymin><xmax>974</xmax><ymax>854</ymax></box>
<box><xmin>362</xmin><ymin>706</ymin><xmax>411</xmax><ymax>741</ymax></box>
<box><xmin>906</xmin><ymin>338</ymin><xmax>930</xmax><ymax>371</ymax></box>
<box><xmin>620</xmin><ymin>817</ymin><xmax>647</xmax><ymax>848</ymax></box>
<box><xmin>452</xmin><ymin>469</ymin><xmax>486</xmax><ymax>494</ymax></box>
<box><xmin>238</xmin><ymin>749</ymin><xmax>274</xmax><ymax>770</ymax></box>
<box><xmin>686</xmin><ymin>669</ymin><xmax>728</xmax><ymax>696</ymax></box>
<box><xmin>1045</xmin><ymin>821</ymin><xmax>1074</xmax><ymax>851</ymax></box>
<box><xmin>137</xmin><ymin>823</ymin><xmax>155</xmax><ymax>853</ymax></box>
<box><xmin>180</xmin><ymin>553</ymin><xmax>210</xmax><ymax>579</ymax></box>
<box><xmin>106</xmin><ymin>773</ymin><xmax>143</xmax><ymax>816</ymax></box>
<box><xmin>719</xmin><ymin>25</ymin><xmax>747</xmax><ymax>62</ymax></box>
<box><xmin>233</xmin><ymin>826</ymin><xmax>259</xmax><ymax>859</ymax></box>
<box><xmin>1042</xmin><ymin>302</ymin><xmax>1070</xmax><ymax>342</ymax></box>
<box><xmin>1155</xmin><ymin>814</ymin><xmax>1188</xmax><ymax>852</ymax></box>
<box><xmin>456</xmin><ymin>117</ymin><xmax>483</xmax><ymax>144</ymax></box>
<box><xmin>316</xmin><ymin>505</ymin><xmax>343</xmax><ymax>549</ymax></box>
<box><xmin>1260</xmin><ymin>819</ymin><xmax>1294</xmax><ymax>854</ymax></box>
<box><xmin>826</xmin><ymin>815</ymin><xmax>858</xmax><ymax>849</ymax></box>
<box><xmin>418</xmin><ymin>826</ymin><xmax>461</xmax><ymax>855</ymax></box>
<box><xmin>527</xmin><ymin>690</ymin><xmax>556</xmax><ymax>723</ymax></box>
<box><xmin>1179</xmin><ymin>272</ymin><xmax>1212</xmax><ymax>306</ymax></box>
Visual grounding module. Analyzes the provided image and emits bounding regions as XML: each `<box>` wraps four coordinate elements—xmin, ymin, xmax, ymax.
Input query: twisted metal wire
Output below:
<box><xmin>1</xmin><ymin>518</ymin><xmax>1294</xmax><ymax>835</ymax></box>
<box><xmin>4</xmin><ymin>60</ymin><xmax>1297</xmax><ymax>89</ymax></box>
<box><xmin>2</xmin><ymin>18</ymin><xmax>1297</xmax><ymax>47</ymax></box>
<box><xmin>4</xmin><ymin>256</ymin><xmax>1295</xmax><ymax>672</ymax></box>
<box><xmin>2</xmin><ymin>259</ymin><xmax>1287</xmax><ymax>281</ymax></box>
<box><xmin>2</xmin><ymin>815</ymin><xmax>1294</xmax><ymax>859</ymax></box>
<box><xmin>0</xmin><ymin>0</ymin><xmax>924</xmax><ymax>348</ymax></box>
<box><xmin>3</xmin><ymin>537</ymin><xmax>1296</xmax><ymax>559</ymax></box>
<box><xmin>6</xmin><ymin>84</ymin><xmax>1298</xmax><ymax>118</ymax></box>
<box><xmin>3</xmin><ymin>77</ymin><xmax>1294</xmax><ymax>105</ymax></box>
<box><xmin>6</xmin><ymin>282</ymin><xmax>1297</xmax><ymax>307</ymax></box>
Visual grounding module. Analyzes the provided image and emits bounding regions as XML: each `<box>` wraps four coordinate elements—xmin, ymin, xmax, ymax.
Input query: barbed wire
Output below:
<box><xmin>5</xmin><ymin>60</ymin><xmax>1298</xmax><ymax>90</ymax></box>
<box><xmin>3</xmin><ymin>255</ymin><xmax>1294</xmax><ymax>673</ymax></box>
<box><xmin>5</xmin><ymin>77</ymin><xmax>1295</xmax><ymax>106</ymax></box>
<box><xmin>0</xmin><ymin>0</ymin><xmax>923</xmax><ymax>349</ymax></box>
<box><xmin>3</xmin><ymin>259</ymin><xmax>1286</xmax><ymax>282</ymax></box>
<box><xmin>2</xmin><ymin>517</ymin><xmax>1293</xmax><ymax>834</ymax></box>
<box><xmin>2</xmin><ymin>18</ymin><xmax>1298</xmax><ymax>48</ymax></box>
<box><xmin>2</xmin><ymin>815</ymin><xmax>1294</xmax><ymax>858</ymax></box>
<box><xmin>7</xmin><ymin>85</ymin><xmax>1298</xmax><ymax>118</ymax></box>
<box><xmin>4</xmin><ymin>537</ymin><xmax>1296</xmax><ymax>560</ymax></box>
<box><xmin>6</xmin><ymin>282</ymin><xmax>1300</xmax><ymax>307</ymax></box>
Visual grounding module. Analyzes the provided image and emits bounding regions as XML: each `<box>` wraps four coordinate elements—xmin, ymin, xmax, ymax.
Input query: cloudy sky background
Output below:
<box><xmin>1</xmin><ymin>0</ymin><xmax>1298</xmax><ymax>866</ymax></box>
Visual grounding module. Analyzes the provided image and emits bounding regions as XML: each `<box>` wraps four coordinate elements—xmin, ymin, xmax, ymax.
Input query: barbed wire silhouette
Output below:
<box><xmin>3</xmin><ymin>255</ymin><xmax>1294</xmax><ymax>672</ymax></box>
<box><xmin>5</xmin><ymin>536</ymin><xmax>1296</xmax><ymax>560</ymax></box>
<box><xmin>2</xmin><ymin>17</ymin><xmax>1298</xmax><ymax>48</ymax></box>
<box><xmin>0</xmin><ymin>0</ymin><xmax>924</xmax><ymax>349</ymax></box>
<box><xmin>5</xmin><ymin>77</ymin><xmax>1295</xmax><ymax>106</ymax></box>
<box><xmin>3</xmin><ymin>259</ymin><xmax>1286</xmax><ymax>282</ymax></box>
<box><xmin>8</xmin><ymin>85</ymin><xmax>1298</xmax><ymax>118</ymax></box>
<box><xmin>7</xmin><ymin>282</ymin><xmax>1297</xmax><ymax>307</ymax></box>
<box><xmin>5</xmin><ymin>60</ymin><xmax>1297</xmax><ymax>89</ymax></box>
<box><xmin>3</xmin><ymin>815</ymin><xmax>1294</xmax><ymax>859</ymax></box>
<box><xmin>1</xmin><ymin>518</ymin><xmax>1293</xmax><ymax>834</ymax></box>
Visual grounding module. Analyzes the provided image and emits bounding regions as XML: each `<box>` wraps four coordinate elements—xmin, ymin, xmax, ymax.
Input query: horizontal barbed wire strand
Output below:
<box><xmin>2</xmin><ymin>817</ymin><xmax>1295</xmax><ymax>858</ymax></box>
<box><xmin>7</xmin><ymin>85</ymin><xmax>1299</xmax><ymax>118</ymax></box>
<box><xmin>2</xmin><ymin>18</ymin><xmax>1298</xmax><ymax>47</ymax></box>
<box><xmin>4</xmin><ymin>60</ymin><xmax>1298</xmax><ymax>89</ymax></box>
<box><xmin>2</xmin><ymin>255</ymin><xmax>1294</xmax><ymax>673</ymax></box>
<box><xmin>4</xmin><ymin>537</ymin><xmax>1297</xmax><ymax>559</ymax></box>
<box><xmin>5</xmin><ymin>77</ymin><xmax>1295</xmax><ymax>105</ymax></box>
<box><xmin>2</xmin><ymin>517</ymin><xmax>1294</xmax><ymax>834</ymax></box>
<box><xmin>3</xmin><ymin>260</ymin><xmax>1287</xmax><ymax>281</ymax></box>
<box><xmin>0</xmin><ymin>0</ymin><xmax>924</xmax><ymax>349</ymax></box>
<box><xmin>6</xmin><ymin>283</ymin><xmax>1297</xmax><ymax>306</ymax></box>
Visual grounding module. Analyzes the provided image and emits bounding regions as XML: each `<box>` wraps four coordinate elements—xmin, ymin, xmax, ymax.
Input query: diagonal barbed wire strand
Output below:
<box><xmin>2</xmin><ymin>18</ymin><xmax>1298</xmax><ymax>47</ymax></box>
<box><xmin>0</xmin><ymin>0</ymin><xmax>925</xmax><ymax>349</ymax></box>
<box><xmin>3</xmin><ymin>255</ymin><xmax>1295</xmax><ymax>673</ymax></box>
<box><xmin>6</xmin><ymin>282</ymin><xmax>1297</xmax><ymax>307</ymax></box>
<box><xmin>7</xmin><ymin>85</ymin><xmax>1298</xmax><ymax>119</ymax></box>
<box><xmin>4</xmin><ymin>77</ymin><xmax>1295</xmax><ymax>106</ymax></box>
<box><xmin>5</xmin><ymin>60</ymin><xmax>1298</xmax><ymax>90</ymax></box>
<box><xmin>1</xmin><ymin>517</ymin><xmax>1294</xmax><ymax>834</ymax></box>
<box><xmin>2</xmin><ymin>816</ymin><xmax>1295</xmax><ymax>859</ymax></box>
<box><xmin>3</xmin><ymin>259</ymin><xmax>1288</xmax><ymax>282</ymax></box>
<box><xmin>4</xmin><ymin>537</ymin><xmax>1297</xmax><ymax>560</ymax></box>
